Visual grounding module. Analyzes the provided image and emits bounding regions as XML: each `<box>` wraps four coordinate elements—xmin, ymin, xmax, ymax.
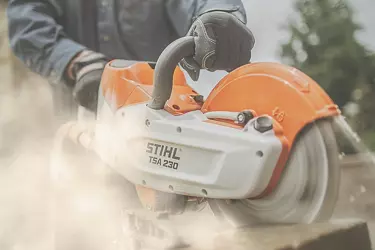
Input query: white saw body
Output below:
<box><xmin>54</xmin><ymin>36</ymin><xmax>343</xmax><ymax>230</ymax></box>
<box><xmin>94</xmin><ymin>102</ymin><xmax>282</xmax><ymax>200</ymax></box>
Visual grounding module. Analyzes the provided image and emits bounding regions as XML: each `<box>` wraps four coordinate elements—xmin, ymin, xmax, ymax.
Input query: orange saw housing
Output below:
<box><xmin>100</xmin><ymin>61</ymin><xmax>340</xmax><ymax>199</ymax></box>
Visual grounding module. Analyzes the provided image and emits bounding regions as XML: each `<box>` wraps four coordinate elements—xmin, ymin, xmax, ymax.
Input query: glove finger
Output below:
<box><xmin>192</xmin><ymin>23</ymin><xmax>216</xmax><ymax>70</ymax></box>
<box><xmin>228</xmin><ymin>12</ymin><xmax>256</xmax><ymax>50</ymax></box>
<box><xmin>237</xmin><ymin>44</ymin><xmax>252</xmax><ymax>67</ymax></box>
<box><xmin>180</xmin><ymin>57</ymin><xmax>201</xmax><ymax>81</ymax></box>
<box><xmin>212</xmin><ymin>27</ymin><xmax>230</xmax><ymax>69</ymax></box>
<box><xmin>218</xmin><ymin>28</ymin><xmax>252</xmax><ymax>70</ymax></box>
<box><xmin>228</xmin><ymin>34</ymin><xmax>246</xmax><ymax>69</ymax></box>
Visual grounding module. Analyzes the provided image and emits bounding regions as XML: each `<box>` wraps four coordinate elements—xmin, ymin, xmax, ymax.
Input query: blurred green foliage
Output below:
<box><xmin>280</xmin><ymin>0</ymin><xmax>375</xmax><ymax>152</ymax></box>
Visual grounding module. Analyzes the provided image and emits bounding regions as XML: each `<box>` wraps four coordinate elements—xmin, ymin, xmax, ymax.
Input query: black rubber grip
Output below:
<box><xmin>148</xmin><ymin>36</ymin><xmax>195</xmax><ymax>110</ymax></box>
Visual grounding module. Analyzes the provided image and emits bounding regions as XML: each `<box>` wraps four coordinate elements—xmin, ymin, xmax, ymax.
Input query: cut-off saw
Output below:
<box><xmin>52</xmin><ymin>36</ymin><xmax>344</xmax><ymax>237</ymax></box>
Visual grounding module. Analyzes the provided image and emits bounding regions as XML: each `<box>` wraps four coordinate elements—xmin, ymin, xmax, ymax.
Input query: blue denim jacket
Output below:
<box><xmin>7</xmin><ymin>0</ymin><xmax>247</xmax><ymax>85</ymax></box>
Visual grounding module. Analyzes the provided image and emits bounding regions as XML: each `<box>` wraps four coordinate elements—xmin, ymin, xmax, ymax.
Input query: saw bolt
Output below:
<box><xmin>254</xmin><ymin>116</ymin><xmax>273</xmax><ymax>133</ymax></box>
<box><xmin>237</xmin><ymin>110</ymin><xmax>254</xmax><ymax>125</ymax></box>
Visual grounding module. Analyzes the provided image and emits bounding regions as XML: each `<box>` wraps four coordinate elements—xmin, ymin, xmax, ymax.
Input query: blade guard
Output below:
<box><xmin>202</xmin><ymin>62</ymin><xmax>341</xmax><ymax>197</ymax></box>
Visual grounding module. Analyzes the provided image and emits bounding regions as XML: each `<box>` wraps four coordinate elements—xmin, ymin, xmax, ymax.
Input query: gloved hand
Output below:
<box><xmin>67</xmin><ymin>50</ymin><xmax>109</xmax><ymax>112</ymax></box>
<box><xmin>180</xmin><ymin>11</ymin><xmax>255</xmax><ymax>81</ymax></box>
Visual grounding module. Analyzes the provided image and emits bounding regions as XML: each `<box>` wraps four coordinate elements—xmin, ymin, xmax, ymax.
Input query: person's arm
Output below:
<box><xmin>165</xmin><ymin>0</ymin><xmax>247</xmax><ymax>37</ymax></box>
<box><xmin>7</xmin><ymin>0</ymin><xmax>86</xmax><ymax>84</ymax></box>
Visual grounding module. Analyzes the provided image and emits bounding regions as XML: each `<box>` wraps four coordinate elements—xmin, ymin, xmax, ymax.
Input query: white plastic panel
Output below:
<box><xmin>94</xmin><ymin>102</ymin><xmax>282</xmax><ymax>199</ymax></box>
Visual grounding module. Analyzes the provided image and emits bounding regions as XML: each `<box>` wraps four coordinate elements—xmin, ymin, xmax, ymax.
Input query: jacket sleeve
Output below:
<box><xmin>165</xmin><ymin>0</ymin><xmax>247</xmax><ymax>37</ymax></box>
<box><xmin>7</xmin><ymin>0</ymin><xmax>86</xmax><ymax>84</ymax></box>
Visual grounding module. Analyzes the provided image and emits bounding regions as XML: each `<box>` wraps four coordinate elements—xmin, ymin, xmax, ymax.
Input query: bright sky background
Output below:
<box><xmin>243</xmin><ymin>0</ymin><xmax>375</xmax><ymax>62</ymax></box>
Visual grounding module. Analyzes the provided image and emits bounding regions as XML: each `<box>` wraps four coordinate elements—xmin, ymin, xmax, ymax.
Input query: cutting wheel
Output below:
<box><xmin>209</xmin><ymin>118</ymin><xmax>341</xmax><ymax>227</ymax></box>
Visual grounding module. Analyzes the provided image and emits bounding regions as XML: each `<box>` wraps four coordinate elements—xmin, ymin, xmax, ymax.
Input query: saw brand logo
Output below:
<box><xmin>146</xmin><ymin>142</ymin><xmax>181</xmax><ymax>160</ymax></box>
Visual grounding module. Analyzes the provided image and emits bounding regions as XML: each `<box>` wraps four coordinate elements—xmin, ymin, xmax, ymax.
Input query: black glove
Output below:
<box><xmin>69</xmin><ymin>50</ymin><xmax>109</xmax><ymax>112</ymax></box>
<box><xmin>180</xmin><ymin>11</ymin><xmax>255</xmax><ymax>81</ymax></box>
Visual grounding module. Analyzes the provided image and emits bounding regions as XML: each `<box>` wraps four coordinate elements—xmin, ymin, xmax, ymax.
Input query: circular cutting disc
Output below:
<box><xmin>209</xmin><ymin>119</ymin><xmax>341</xmax><ymax>227</ymax></box>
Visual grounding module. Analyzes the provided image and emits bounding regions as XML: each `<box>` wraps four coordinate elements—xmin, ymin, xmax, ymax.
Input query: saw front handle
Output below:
<box><xmin>148</xmin><ymin>36</ymin><xmax>195</xmax><ymax>110</ymax></box>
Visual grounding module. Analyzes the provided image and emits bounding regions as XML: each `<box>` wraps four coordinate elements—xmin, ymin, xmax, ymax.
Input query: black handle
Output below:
<box><xmin>148</xmin><ymin>36</ymin><xmax>195</xmax><ymax>110</ymax></box>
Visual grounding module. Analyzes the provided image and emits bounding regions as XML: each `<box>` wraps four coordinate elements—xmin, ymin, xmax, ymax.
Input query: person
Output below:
<box><xmin>7</xmin><ymin>0</ymin><xmax>255</xmax><ymax>115</ymax></box>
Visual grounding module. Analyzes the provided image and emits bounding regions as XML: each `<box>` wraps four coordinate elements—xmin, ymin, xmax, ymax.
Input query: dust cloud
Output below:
<box><xmin>1</xmin><ymin>66</ymin><xmax>375</xmax><ymax>249</ymax></box>
<box><xmin>0</xmin><ymin>72</ymin><xmax>55</xmax><ymax>249</ymax></box>
<box><xmin>0</xmin><ymin>72</ymin><xmax>229</xmax><ymax>250</ymax></box>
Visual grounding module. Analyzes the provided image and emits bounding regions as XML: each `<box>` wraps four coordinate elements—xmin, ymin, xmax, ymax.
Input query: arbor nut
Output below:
<box><xmin>254</xmin><ymin>116</ymin><xmax>273</xmax><ymax>133</ymax></box>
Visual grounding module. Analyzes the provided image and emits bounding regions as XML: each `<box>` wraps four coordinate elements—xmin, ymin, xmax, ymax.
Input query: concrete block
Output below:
<box><xmin>214</xmin><ymin>220</ymin><xmax>372</xmax><ymax>250</ymax></box>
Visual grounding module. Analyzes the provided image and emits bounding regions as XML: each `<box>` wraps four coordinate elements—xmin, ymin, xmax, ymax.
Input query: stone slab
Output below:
<box><xmin>213</xmin><ymin>220</ymin><xmax>372</xmax><ymax>250</ymax></box>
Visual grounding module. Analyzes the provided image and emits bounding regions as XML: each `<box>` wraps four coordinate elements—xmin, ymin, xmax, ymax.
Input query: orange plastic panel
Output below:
<box><xmin>100</xmin><ymin>62</ymin><xmax>138</xmax><ymax>110</ymax></box>
<box><xmin>202</xmin><ymin>62</ymin><xmax>340</xmax><ymax>198</ymax></box>
<box><xmin>164</xmin><ymin>86</ymin><xmax>202</xmax><ymax>115</ymax></box>
<box><xmin>101</xmin><ymin>61</ymin><xmax>201</xmax><ymax>112</ymax></box>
